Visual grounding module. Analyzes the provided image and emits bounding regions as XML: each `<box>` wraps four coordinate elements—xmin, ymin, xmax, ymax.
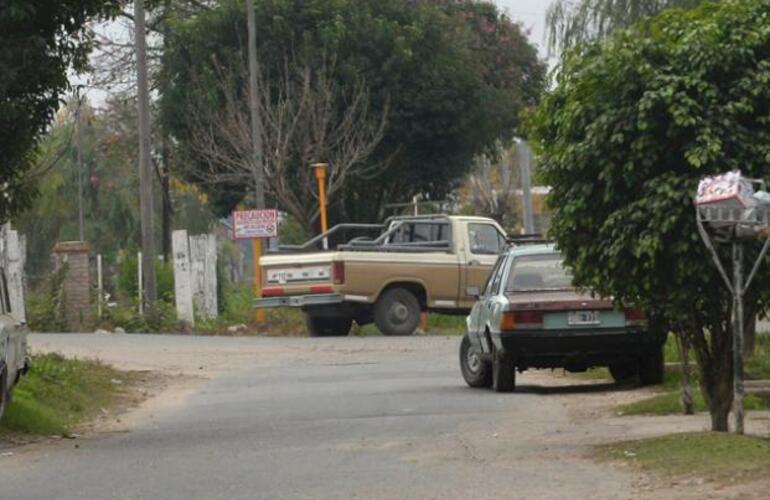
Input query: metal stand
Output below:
<box><xmin>696</xmin><ymin>185</ymin><xmax>770</xmax><ymax>434</ymax></box>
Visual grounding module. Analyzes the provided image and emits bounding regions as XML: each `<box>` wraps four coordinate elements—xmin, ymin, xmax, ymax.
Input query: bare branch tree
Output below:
<box><xmin>466</xmin><ymin>142</ymin><xmax>519</xmax><ymax>228</ymax></box>
<box><xmin>187</xmin><ymin>52</ymin><xmax>389</xmax><ymax>232</ymax></box>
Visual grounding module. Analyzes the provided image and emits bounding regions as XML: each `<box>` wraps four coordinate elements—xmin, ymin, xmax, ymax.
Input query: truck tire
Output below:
<box><xmin>374</xmin><ymin>288</ymin><xmax>421</xmax><ymax>336</ymax></box>
<box><xmin>609</xmin><ymin>362</ymin><xmax>638</xmax><ymax>384</ymax></box>
<box><xmin>305</xmin><ymin>314</ymin><xmax>353</xmax><ymax>337</ymax></box>
<box><xmin>639</xmin><ymin>347</ymin><xmax>664</xmax><ymax>386</ymax></box>
<box><xmin>459</xmin><ymin>335</ymin><xmax>492</xmax><ymax>388</ymax></box>
<box><xmin>492</xmin><ymin>354</ymin><xmax>515</xmax><ymax>393</ymax></box>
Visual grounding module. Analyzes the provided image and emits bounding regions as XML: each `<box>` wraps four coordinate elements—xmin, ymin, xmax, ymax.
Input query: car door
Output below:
<box><xmin>468</xmin><ymin>253</ymin><xmax>508</xmax><ymax>354</ymax></box>
<box><xmin>460</xmin><ymin>222</ymin><xmax>507</xmax><ymax>308</ymax></box>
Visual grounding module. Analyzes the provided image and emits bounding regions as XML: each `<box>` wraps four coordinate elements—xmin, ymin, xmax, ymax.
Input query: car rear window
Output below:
<box><xmin>506</xmin><ymin>253</ymin><xmax>573</xmax><ymax>292</ymax></box>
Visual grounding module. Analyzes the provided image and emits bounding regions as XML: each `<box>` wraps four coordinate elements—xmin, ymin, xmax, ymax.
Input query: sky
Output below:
<box><xmin>496</xmin><ymin>0</ymin><xmax>551</xmax><ymax>58</ymax></box>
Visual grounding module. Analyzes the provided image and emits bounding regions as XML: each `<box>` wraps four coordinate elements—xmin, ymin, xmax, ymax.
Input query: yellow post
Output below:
<box><xmin>253</xmin><ymin>238</ymin><xmax>266</xmax><ymax>322</ymax></box>
<box><xmin>311</xmin><ymin>163</ymin><xmax>329</xmax><ymax>247</ymax></box>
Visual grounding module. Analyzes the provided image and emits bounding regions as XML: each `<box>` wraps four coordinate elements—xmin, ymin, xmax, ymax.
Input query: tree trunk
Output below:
<box><xmin>676</xmin><ymin>331</ymin><xmax>695</xmax><ymax>415</ymax></box>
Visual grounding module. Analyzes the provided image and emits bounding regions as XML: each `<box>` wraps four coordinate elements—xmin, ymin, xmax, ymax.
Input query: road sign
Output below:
<box><xmin>232</xmin><ymin>209</ymin><xmax>278</xmax><ymax>240</ymax></box>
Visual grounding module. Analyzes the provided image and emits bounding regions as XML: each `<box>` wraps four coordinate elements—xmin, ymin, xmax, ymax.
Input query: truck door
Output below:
<box><xmin>460</xmin><ymin>222</ymin><xmax>506</xmax><ymax>309</ymax></box>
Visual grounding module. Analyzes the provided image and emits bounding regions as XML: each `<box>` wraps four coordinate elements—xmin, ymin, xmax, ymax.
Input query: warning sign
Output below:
<box><xmin>232</xmin><ymin>209</ymin><xmax>278</xmax><ymax>240</ymax></box>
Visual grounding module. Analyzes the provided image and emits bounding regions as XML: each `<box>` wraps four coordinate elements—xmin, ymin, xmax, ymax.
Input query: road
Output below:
<box><xmin>0</xmin><ymin>334</ymin><xmax>706</xmax><ymax>500</ymax></box>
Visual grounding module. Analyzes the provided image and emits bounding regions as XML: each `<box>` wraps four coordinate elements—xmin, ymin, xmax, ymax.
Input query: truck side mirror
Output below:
<box><xmin>466</xmin><ymin>286</ymin><xmax>481</xmax><ymax>299</ymax></box>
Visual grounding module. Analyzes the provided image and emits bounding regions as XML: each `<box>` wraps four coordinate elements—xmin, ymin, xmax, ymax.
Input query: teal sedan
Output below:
<box><xmin>460</xmin><ymin>244</ymin><xmax>665</xmax><ymax>392</ymax></box>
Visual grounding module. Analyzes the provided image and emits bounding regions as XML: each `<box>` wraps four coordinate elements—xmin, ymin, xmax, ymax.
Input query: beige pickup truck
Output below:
<box><xmin>255</xmin><ymin>215</ymin><xmax>507</xmax><ymax>336</ymax></box>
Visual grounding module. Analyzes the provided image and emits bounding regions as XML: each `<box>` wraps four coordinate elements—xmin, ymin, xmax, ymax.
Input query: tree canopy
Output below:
<box><xmin>0</xmin><ymin>0</ymin><xmax>120</xmax><ymax>221</ymax></box>
<box><xmin>531</xmin><ymin>0</ymin><xmax>770</xmax><ymax>431</ymax></box>
<box><xmin>545</xmin><ymin>0</ymin><xmax>703</xmax><ymax>54</ymax></box>
<box><xmin>159</xmin><ymin>0</ymin><xmax>545</xmax><ymax>224</ymax></box>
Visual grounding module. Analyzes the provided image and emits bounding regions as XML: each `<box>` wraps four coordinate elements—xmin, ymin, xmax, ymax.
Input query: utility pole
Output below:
<box><xmin>246</xmin><ymin>0</ymin><xmax>265</xmax><ymax>209</ymax></box>
<box><xmin>518</xmin><ymin>140</ymin><xmax>535</xmax><ymax>234</ymax></box>
<box><xmin>75</xmin><ymin>86</ymin><xmax>85</xmax><ymax>242</ymax></box>
<box><xmin>134</xmin><ymin>0</ymin><xmax>158</xmax><ymax>307</ymax></box>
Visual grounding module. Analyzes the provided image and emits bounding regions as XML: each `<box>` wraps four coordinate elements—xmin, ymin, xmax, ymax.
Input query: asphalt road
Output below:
<box><xmin>0</xmin><ymin>334</ymin><xmax>639</xmax><ymax>500</ymax></box>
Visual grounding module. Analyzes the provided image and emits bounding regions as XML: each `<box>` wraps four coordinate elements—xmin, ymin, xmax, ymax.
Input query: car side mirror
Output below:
<box><xmin>466</xmin><ymin>286</ymin><xmax>481</xmax><ymax>299</ymax></box>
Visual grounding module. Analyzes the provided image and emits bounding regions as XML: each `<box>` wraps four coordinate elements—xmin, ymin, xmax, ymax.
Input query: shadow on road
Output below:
<box><xmin>514</xmin><ymin>381</ymin><xmax>635</xmax><ymax>395</ymax></box>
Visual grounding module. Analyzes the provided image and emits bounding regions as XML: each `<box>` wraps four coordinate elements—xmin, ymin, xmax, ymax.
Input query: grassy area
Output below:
<box><xmin>618</xmin><ymin>333</ymin><xmax>770</xmax><ymax>416</ymax></box>
<box><xmin>597</xmin><ymin>432</ymin><xmax>770</xmax><ymax>481</ymax></box>
<box><xmin>0</xmin><ymin>353</ymin><xmax>136</xmax><ymax>436</ymax></box>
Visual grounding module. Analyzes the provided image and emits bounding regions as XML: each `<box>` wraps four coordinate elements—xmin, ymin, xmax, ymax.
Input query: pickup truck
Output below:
<box><xmin>0</xmin><ymin>267</ymin><xmax>29</xmax><ymax>418</ymax></box>
<box><xmin>255</xmin><ymin>215</ymin><xmax>507</xmax><ymax>336</ymax></box>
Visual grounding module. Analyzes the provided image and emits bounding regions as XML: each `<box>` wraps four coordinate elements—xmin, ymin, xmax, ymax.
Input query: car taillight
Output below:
<box><xmin>624</xmin><ymin>308</ymin><xmax>647</xmax><ymax>324</ymax></box>
<box><xmin>333</xmin><ymin>261</ymin><xmax>345</xmax><ymax>285</ymax></box>
<box><xmin>500</xmin><ymin>310</ymin><xmax>544</xmax><ymax>330</ymax></box>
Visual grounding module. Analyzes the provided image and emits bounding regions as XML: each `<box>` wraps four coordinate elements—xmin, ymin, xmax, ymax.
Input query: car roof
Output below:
<box><xmin>505</xmin><ymin>243</ymin><xmax>558</xmax><ymax>257</ymax></box>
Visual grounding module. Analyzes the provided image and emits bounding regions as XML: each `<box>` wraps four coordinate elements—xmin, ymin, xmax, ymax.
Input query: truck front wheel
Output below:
<box><xmin>305</xmin><ymin>314</ymin><xmax>353</xmax><ymax>337</ymax></box>
<box><xmin>374</xmin><ymin>288</ymin><xmax>421</xmax><ymax>336</ymax></box>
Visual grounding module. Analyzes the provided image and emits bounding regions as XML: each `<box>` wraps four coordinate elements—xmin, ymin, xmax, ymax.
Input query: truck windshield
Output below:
<box><xmin>506</xmin><ymin>253</ymin><xmax>573</xmax><ymax>292</ymax></box>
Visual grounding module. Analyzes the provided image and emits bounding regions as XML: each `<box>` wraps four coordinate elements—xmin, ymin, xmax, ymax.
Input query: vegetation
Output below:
<box><xmin>597</xmin><ymin>432</ymin><xmax>770</xmax><ymax>481</ymax></box>
<box><xmin>531</xmin><ymin>0</ymin><xmax>770</xmax><ymax>431</ymax></box>
<box><xmin>0</xmin><ymin>353</ymin><xmax>135</xmax><ymax>436</ymax></box>
<box><xmin>545</xmin><ymin>0</ymin><xmax>703</xmax><ymax>53</ymax></box>
<box><xmin>0</xmin><ymin>0</ymin><xmax>120</xmax><ymax>221</ymax></box>
<box><xmin>160</xmin><ymin>0</ymin><xmax>545</xmax><ymax>226</ymax></box>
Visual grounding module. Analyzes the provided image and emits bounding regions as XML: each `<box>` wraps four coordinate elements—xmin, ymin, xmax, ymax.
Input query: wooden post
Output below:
<box><xmin>97</xmin><ymin>254</ymin><xmax>103</xmax><ymax>320</ymax></box>
<box><xmin>254</xmin><ymin>238</ymin><xmax>265</xmax><ymax>322</ymax></box>
<box><xmin>137</xmin><ymin>251</ymin><xmax>143</xmax><ymax>315</ymax></box>
<box><xmin>312</xmin><ymin>163</ymin><xmax>329</xmax><ymax>249</ymax></box>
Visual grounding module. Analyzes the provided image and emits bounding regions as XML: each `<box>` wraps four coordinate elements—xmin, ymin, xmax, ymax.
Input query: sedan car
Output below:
<box><xmin>460</xmin><ymin>244</ymin><xmax>665</xmax><ymax>392</ymax></box>
<box><xmin>0</xmin><ymin>268</ymin><xmax>29</xmax><ymax>418</ymax></box>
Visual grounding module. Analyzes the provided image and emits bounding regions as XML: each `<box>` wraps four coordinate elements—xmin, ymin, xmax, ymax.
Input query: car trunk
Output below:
<box><xmin>505</xmin><ymin>290</ymin><xmax>627</xmax><ymax>329</ymax></box>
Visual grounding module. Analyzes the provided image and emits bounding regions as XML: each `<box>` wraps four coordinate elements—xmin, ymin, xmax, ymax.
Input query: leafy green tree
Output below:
<box><xmin>0</xmin><ymin>0</ymin><xmax>120</xmax><ymax>221</ymax></box>
<box><xmin>531</xmin><ymin>0</ymin><xmax>770</xmax><ymax>431</ymax></box>
<box><xmin>546</xmin><ymin>0</ymin><xmax>703</xmax><ymax>53</ymax></box>
<box><xmin>159</xmin><ymin>0</ymin><xmax>544</xmax><ymax>226</ymax></box>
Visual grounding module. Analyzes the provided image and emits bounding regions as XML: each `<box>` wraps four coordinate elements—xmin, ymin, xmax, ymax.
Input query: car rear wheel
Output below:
<box><xmin>639</xmin><ymin>347</ymin><xmax>664</xmax><ymax>386</ymax></box>
<box><xmin>374</xmin><ymin>288</ymin><xmax>421</xmax><ymax>336</ymax></box>
<box><xmin>305</xmin><ymin>314</ymin><xmax>353</xmax><ymax>337</ymax></box>
<box><xmin>459</xmin><ymin>335</ymin><xmax>492</xmax><ymax>388</ymax></box>
<box><xmin>492</xmin><ymin>354</ymin><xmax>515</xmax><ymax>393</ymax></box>
<box><xmin>609</xmin><ymin>362</ymin><xmax>638</xmax><ymax>384</ymax></box>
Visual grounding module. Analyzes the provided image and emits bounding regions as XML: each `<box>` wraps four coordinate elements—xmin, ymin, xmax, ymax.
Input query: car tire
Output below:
<box><xmin>639</xmin><ymin>347</ymin><xmax>664</xmax><ymax>386</ymax></box>
<box><xmin>305</xmin><ymin>314</ymin><xmax>353</xmax><ymax>337</ymax></box>
<box><xmin>492</xmin><ymin>354</ymin><xmax>515</xmax><ymax>393</ymax></box>
<box><xmin>374</xmin><ymin>288</ymin><xmax>421</xmax><ymax>336</ymax></box>
<box><xmin>459</xmin><ymin>334</ymin><xmax>492</xmax><ymax>388</ymax></box>
<box><xmin>609</xmin><ymin>362</ymin><xmax>638</xmax><ymax>384</ymax></box>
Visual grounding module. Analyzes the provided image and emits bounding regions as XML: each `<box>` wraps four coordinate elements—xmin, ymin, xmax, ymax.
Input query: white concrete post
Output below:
<box><xmin>172</xmin><ymin>230</ymin><xmax>194</xmax><ymax>325</ymax></box>
<box><xmin>5</xmin><ymin>229</ymin><xmax>26</xmax><ymax>324</ymax></box>
<box><xmin>189</xmin><ymin>234</ymin><xmax>218</xmax><ymax>320</ymax></box>
<box><xmin>137</xmin><ymin>251</ymin><xmax>143</xmax><ymax>314</ymax></box>
<box><xmin>97</xmin><ymin>254</ymin><xmax>103</xmax><ymax>319</ymax></box>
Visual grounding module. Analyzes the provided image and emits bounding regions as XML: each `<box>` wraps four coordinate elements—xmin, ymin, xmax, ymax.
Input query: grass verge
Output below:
<box><xmin>597</xmin><ymin>432</ymin><xmax>770</xmax><ymax>481</ymax></box>
<box><xmin>0</xmin><ymin>353</ymin><xmax>137</xmax><ymax>436</ymax></box>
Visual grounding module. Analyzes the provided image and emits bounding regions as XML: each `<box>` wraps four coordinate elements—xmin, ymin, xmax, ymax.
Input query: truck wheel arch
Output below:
<box><xmin>375</xmin><ymin>280</ymin><xmax>429</xmax><ymax>310</ymax></box>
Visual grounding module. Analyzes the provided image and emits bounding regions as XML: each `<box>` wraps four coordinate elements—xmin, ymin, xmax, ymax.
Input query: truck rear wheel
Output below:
<box><xmin>374</xmin><ymin>288</ymin><xmax>420</xmax><ymax>336</ymax></box>
<box><xmin>305</xmin><ymin>314</ymin><xmax>353</xmax><ymax>337</ymax></box>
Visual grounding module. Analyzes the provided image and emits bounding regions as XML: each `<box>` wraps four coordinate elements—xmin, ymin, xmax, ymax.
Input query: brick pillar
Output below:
<box><xmin>52</xmin><ymin>241</ymin><xmax>91</xmax><ymax>331</ymax></box>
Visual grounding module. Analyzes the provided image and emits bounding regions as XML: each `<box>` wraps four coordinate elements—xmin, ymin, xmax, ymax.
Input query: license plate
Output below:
<box><xmin>568</xmin><ymin>310</ymin><xmax>601</xmax><ymax>326</ymax></box>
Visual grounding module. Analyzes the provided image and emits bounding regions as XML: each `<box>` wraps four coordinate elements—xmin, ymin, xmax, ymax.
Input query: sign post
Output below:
<box><xmin>233</xmin><ymin>209</ymin><xmax>278</xmax><ymax>323</ymax></box>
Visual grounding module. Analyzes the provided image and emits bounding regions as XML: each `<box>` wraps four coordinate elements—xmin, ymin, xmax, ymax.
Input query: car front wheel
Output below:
<box><xmin>459</xmin><ymin>334</ymin><xmax>492</xmax><ymax>388</ymax></box>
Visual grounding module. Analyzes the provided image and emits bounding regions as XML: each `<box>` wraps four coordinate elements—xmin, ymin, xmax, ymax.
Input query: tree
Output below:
<box><xmin>186</xmin><ymin>54</ymin><xmax>387</xmax><ymax>233</ymax></box>
<box><xmin>462</xmin><ymin>142</ymin><xmax>520</xmax><ymax>231</ymax></box>
<box><xmin>159</xmin><ymin>0</ymin><xmax>545</xmax><ymax>226</ymax></box>
<box><xmin>0</xmin><ymin>0</ymin><xmax>120</xmax><ymax>221</ymax></box>
<box><xmin>530</xmin><ymin>0</ymin><xmax>770</xmax><ymax>431</ymax></box>
<box><xmin>545</xmin><ymin>0</ymin><xmax>703</xmax><ymax>53</ymax></box>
